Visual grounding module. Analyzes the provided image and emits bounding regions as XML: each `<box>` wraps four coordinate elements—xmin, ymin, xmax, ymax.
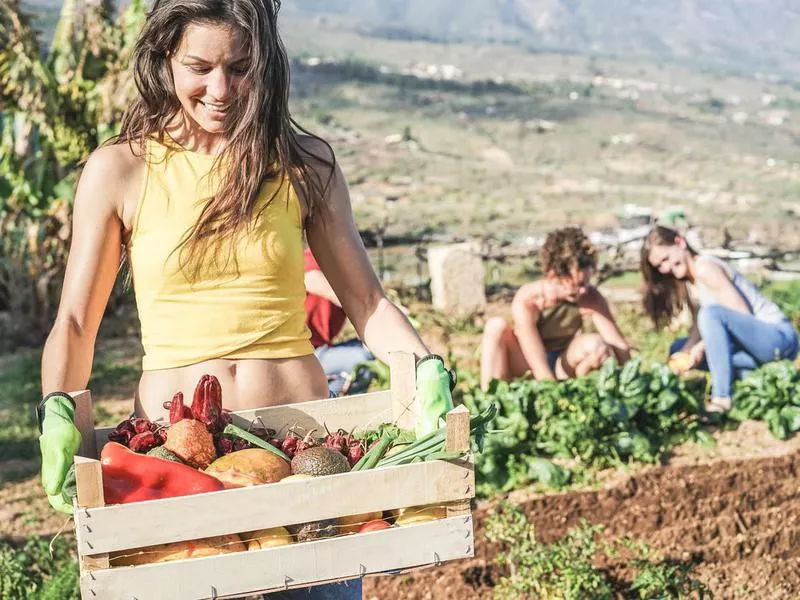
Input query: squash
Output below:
<box><xmin>205</xmin><ymin>448</ymin><xmax>291</xmax><ymax>488</ymax></box>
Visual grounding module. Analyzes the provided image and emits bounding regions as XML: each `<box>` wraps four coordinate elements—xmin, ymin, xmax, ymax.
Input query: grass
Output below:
<box><xmin>0</xmin><ymin>349</ymin><xmax>139</xmax><ymax>482</ymax></box>
<box><xmin>0</xmin><ymin>535</ymin><xmax>79</xmax><ymax>599</ymax></box>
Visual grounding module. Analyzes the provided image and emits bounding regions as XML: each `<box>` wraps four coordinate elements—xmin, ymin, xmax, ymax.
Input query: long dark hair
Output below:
<box><xmin>115</xmin><ymin>0</ymin><xmax>333</xmax><ymax>279</ymax></box>
<box><xmin>640</xmin><ymin>226</ymin><xmax>697</xmax><ymax>328</ymax></box>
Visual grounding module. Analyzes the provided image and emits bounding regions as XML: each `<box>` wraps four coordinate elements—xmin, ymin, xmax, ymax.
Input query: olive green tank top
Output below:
<box><xmin>537</xmin><ymin>302</ymin><xmax>583</xmax><ymax>353</ymax></box>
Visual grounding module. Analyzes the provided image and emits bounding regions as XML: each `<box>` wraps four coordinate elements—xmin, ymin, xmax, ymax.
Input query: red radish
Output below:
<box><xmin>358</xmin><ymin>520</ymin><xmax>391</xmax><ymax>533</ymax></box>
<box><xmin>347</xmin><ymin>443</ymin><xmax>364</xmax><ymax>467</ymax></box>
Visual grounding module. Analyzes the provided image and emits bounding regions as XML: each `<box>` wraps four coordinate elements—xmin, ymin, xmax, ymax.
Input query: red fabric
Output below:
<box><xmin>304</xmin><ymin>249</ymin><xmax>346</xmax><ymax>348</ymax></box>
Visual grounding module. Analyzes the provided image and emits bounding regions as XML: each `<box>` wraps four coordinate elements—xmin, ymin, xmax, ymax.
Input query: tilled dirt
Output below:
<box><xmin>364</xmin><ymin>450</ymin><xmax>800</xmax><ymax>599</ymax></box>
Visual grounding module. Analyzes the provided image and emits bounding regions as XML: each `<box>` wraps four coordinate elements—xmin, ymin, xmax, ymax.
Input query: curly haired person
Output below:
<box><xmin>479</xmin><ymin>227</ymin><xmax>631</xmax><ymax>390</ymax></box>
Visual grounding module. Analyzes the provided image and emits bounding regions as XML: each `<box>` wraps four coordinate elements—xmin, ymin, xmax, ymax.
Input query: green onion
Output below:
<box><xmin>376</xmin><ymin>404</ymin><xmax>497</xmax><ymax>468</ymax></box>
<box><xmin>362</xmin><ymin>433</ymin><xmax>395</xmax><ymax>470</ymax></box>
<box><xmin>350</xmin><ymin>446</ymin><xmax>372</xmax><ymax>472</ymax></box>
<box><xmin>223</xmin><ymin>424</ymin><xmax>290</xmax><ymax>461</ymax></box>
<box><xmin>352</xmin><ymin>432</ymin><xmax>395</xmax><ymax>471</ymax></box>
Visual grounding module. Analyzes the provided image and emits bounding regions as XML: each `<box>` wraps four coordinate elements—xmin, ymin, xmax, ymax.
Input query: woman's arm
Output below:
<box><xmin>304</xmin><ymin>269</ymin><xmax>342</xmax><ymax>307</ymax></box>
<box><xmin>580</xmin><ymin>286</ymin><xmax>632</xmax><ymax>364</ymax></box>
<box><xmin>511</xmin><ymin>282</ymin><xmax>556</xmax><ymax>380</ymax></box>
<box><xmin>41</xmin><ymin>147</ymin><xmax>130</xmax><ymax>394</ymax></box>
<box><xmin>302</xmin><ymin>145</ymin><xmax>428</xmax><ymax>362</ymax></box>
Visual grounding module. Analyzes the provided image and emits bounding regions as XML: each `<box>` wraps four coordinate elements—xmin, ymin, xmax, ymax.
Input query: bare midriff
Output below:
<box><xmin>134</xmin><ymin>354</ymin><xmax>330</xmax><ymax>420</ymax></box>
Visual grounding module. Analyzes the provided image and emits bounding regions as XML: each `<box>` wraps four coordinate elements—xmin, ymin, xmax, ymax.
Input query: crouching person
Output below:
<box><xmin>480</xmin><ymin>227</ymin><xmax>631</xmax><ymax>390</ymax></box>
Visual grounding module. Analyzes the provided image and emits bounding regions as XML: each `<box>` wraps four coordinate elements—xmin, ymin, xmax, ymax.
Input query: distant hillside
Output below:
<box><xmin>19</xmin><ymin>0</ymin><xmax>800</xmax><ymax>76</ymax></box>
<box><xmin>284</xmin><ymin>0</ymin><xmax>800</xmax><ymax>75</ymax></box>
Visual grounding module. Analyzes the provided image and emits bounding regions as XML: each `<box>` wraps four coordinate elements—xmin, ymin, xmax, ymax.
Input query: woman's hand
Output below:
<box><xmin>414</xmin><ymin>355</ymin><xmax>456</xmax><ymax>438</ymax></box>
<box><xmin>668</xmin><ymin>342</ymin><xmax>704</xmax><ymax>374</ymax></box>
<box><xmin>38</xmin><ymin>393</ymin><xmax>82</xmax><ymax>514</ymax></box>
<box><xmin>688</xmin><ymin>341</ymin><xmax>705</xmax><ymax>368</ymax></box>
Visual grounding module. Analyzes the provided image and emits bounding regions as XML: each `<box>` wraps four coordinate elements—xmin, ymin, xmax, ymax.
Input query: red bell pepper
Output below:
<box><xmin>100</xmin><ymin>442</ymin><xmax>224</xmax><ymax>504</ymax></box>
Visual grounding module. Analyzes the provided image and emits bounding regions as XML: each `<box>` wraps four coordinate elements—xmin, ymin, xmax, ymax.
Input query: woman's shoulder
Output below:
<box><xmin>82</xmin><ymin>142</ymin><xmax>146</xmax><ymax>186</ymax></box>
<box><xmin>694</xmin><ymin>254</ymin><xmax>732</xmax><ymax>283</ymax></box>
<box><xmin>512</xmin><ymin>280</ymin><xmax>546</xmax><ymax>310</ymax></box>
<box><xmin>76</xmin><ymin>142</ymin><xmax>147</xmax><ymax>221</ymax></box>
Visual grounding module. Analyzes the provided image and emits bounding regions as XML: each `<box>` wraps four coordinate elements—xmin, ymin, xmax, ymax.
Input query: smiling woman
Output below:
<box><xmin>170</xmin><ymin>23</ymin><xmax>251</xmax><ymax>138</ymax></box>
<box><xmin>36</xmin><ymin>0</ymin><xmax>455</xmax><ymax>598</ymax></box>
<box><xmin>641</xmin><ymin>226</ymin><xmax>799</xmax><ymax>413</ymax></box>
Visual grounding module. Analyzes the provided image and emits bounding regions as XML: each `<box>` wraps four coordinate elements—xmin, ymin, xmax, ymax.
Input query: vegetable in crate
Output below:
<box><xmin>110</xmin><ymin>534</ymin><xmax>246</xmax><ymax>566</ymax></box>
<box><xmin>242</xmin><ymin>527</ymin><xmax>294</xmax><ymax>550</ymax></box>
<box><xmin>392</xmin><ymin>505</ymin><xmax>447</xmax><ymax>526</ymax></box>
<box><xmin>163</xmin><ymin>418</ymin><xmax>217</xmax><ymax>469</ymax></box>
<box><xmin>340</xmin><ymin>511</ymin><xmax>383</xmax><ymax>534</ymax></box>
<box><xmin>289</xmin><ymin>518</ymin><xmax>339</xmax><ymax>542</ymax></box>
<box><xmin>107</xmin><ymin>418</ymin><xmax>167</xmax><ymax>452</ymax></box>
<box><xmin>101</xmin><ymin>442</ymin><xmax>224</xmax><ymax>504</ymax></box>
<box><xmin>166</xmin><ymin>373</ymin><xmax>230</xmax><ymax>429</ymax></box>
<box><xmin>147</xmin><ymin>446</ymin><xmax>184</xmax><ymax>463</ymax></box>
<box><xmin>359</xmin><ymin>520</ymin><xmax>391</xmax><ymax>533</ymax></box>
<box><xmin>291</xmin><ymin>446</ymin><xmax>350</xmax><ymax>476</ymax></box>
<box><xmin>323</xmin><ymin>428</ymin><xmax>365</xmax><ymax>467</ymax></box>
<box><xmin>205</xmin><ymin>448</ymin><xmax>291</xmax><ymax>488</ymax></box>
<box><xmin>191</xmin><ymin>374</ymin><xmax>225</xmax><ymax>431</ymax></box>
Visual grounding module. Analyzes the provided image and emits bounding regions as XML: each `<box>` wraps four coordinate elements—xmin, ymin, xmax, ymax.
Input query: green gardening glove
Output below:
<box><xmin>38</xmin><ymin>393</ymin><xmax>81</xmax><ymax>514</ymax></box>
<box><xmin>415</xmin><ymin>355</ymin><xmax>456</xmax><ymax>438</ymax></box>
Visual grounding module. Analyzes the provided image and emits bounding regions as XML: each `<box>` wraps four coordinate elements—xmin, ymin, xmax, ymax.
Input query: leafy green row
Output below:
<box><xmin>729</xmin><ymin>360</ymin><xmax>800</xmax><ymax>439</ymax></box>
<box><xmin>460</xmin><ymin>357</ymin><xmax>711</xmax><ymax>493</ymax></box>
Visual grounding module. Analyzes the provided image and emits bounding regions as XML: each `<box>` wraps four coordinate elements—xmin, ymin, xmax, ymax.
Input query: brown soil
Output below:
<box><xmin>364</xmin><ymin>449</ymin><xmax>800</xmax><ymax>599</ymax></box>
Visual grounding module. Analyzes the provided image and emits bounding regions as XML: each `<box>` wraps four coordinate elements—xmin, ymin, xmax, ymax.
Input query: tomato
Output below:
<box><xmin>358</xmin><ymin>519</ymin><xmax>392</xmax><ymax>533</ymax></box>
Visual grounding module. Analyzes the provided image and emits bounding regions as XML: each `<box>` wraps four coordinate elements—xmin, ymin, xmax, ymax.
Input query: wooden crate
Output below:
<box><xmin>72</xmin><ymin>352</ymin><xmax>475</xmax><ymax>599</ymax></box>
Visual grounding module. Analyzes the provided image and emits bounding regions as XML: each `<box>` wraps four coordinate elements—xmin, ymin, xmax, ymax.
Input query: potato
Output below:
<box><xmin>242</xmin><ymin>526</ymin><xmax>294</xmax><ymax>550</ymax></box>
<box><xmin>390</xmin><ymin>504</ymin><xmax>447</xmax><ymax>525</ymax></box>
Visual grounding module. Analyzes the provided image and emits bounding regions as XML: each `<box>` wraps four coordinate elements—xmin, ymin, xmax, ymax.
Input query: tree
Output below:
<box><xmin>0</xmin><ymin>0</ymin><xmax>146</xmax><ymax>346</ymax></box>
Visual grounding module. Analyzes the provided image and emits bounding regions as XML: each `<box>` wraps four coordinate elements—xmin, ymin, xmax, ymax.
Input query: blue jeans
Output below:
<box><xmin>671</xmin><ymin>304</ymin><xmax>799</xmax><ymax>398</ymax></box>
<box><xmin>546</xmin><ymin>350</ymin><xmax>561</xmax><ymax>373</ymax></box>
<box><xmin>314</xmin><ymin>339</ymin><xmax>374</xmax><ymax>396</ymax></box>
<box><xmin>265</xmin><ymin>580</ymin><xmax>362</xmax><ymax>599</ymax></box>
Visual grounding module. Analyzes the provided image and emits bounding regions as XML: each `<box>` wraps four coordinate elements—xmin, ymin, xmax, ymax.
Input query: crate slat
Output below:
<box><xmin>71</xmin><ymin>391</ymin><xmax>97</xmax><ymax>460</ymax></box>
<box><xmin>75</xmin><ymin>456</ymin><xmax>474</xmax><ymax>555</ymax></box>
<box><xmin>74</xmin><ymin>456</ymin><xmax>109</xmax><ymax>570</ymax></box>
<box><xmin>79</xmin><ymin>516</ymin><xmax>473</xmax><ymax>600</ymax></box>
<box><xmin>93</xmin><ymin>390</ymin><xmax>394</xmax><ymax>454</ymax></box>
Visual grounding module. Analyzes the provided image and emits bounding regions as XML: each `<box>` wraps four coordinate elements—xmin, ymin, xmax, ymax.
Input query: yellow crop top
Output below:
<box><xmin>128</xmin><ymin>138</ymin><xmax>313</xmax><ymax>370</ymax></box>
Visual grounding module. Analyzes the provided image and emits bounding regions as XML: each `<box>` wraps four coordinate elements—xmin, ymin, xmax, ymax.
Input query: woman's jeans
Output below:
<box><xmin>671</xmin><ymin>304</ymin><xmax>799</xmax><ymax>398</ymax></box>
<box><xmin>266</xmin><ymin>579</ymin><xmax>362</xmax><ymax>599</ymax></box>
<box><xmin>314</xmin><ymin>339</ymin><xmax>374</xmax><ymax>396</ymax></box>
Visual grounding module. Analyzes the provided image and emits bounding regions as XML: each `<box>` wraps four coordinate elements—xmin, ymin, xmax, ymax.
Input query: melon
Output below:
<box><xmin>205</xmin><ymin>448</ymin><xmax>291</xmax><ymax>489</ymax></box>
